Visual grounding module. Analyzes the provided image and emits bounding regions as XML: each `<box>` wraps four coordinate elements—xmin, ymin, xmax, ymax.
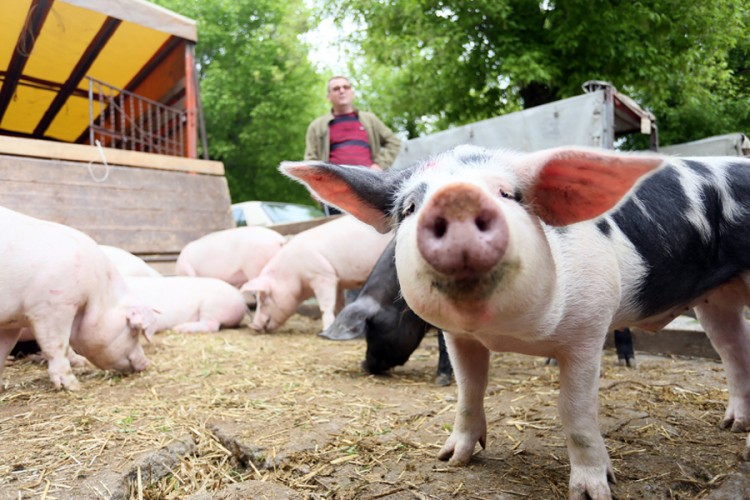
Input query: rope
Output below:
<box><xmin>87</xmin><ymin>140</ymin><xmax>110</xmax><ymax>182</ymax></box>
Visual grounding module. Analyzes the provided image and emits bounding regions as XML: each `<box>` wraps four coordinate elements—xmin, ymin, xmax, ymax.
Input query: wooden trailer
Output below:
<box><xmin>0</xmin><ymin>0</ymin><xmax>233</xmax><ymax>273</ymax></box>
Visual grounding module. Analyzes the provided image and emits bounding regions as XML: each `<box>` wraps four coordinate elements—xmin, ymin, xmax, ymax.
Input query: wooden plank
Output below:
<box><xmin>63</xmin><ymin>0</ymin><xmax>198</xmax><ymax>42</ymax></box>
<box><xmin>0</xmin><ymin>154</ymin><xmax>233</xmax><ymax>254</ymax></box>
<box><xmin>267</xmin><ymin>215</ymin><xmax>341</xmax><ymax>236</ymax></box>
<box><xmin>0</xmin><ymin>136</ymin><xmax>223</xmax><ymax>175</ymax></box>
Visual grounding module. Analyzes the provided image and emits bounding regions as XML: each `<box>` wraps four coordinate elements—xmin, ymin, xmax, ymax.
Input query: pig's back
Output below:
<box><xmin>0</xmin><ymin>207</ymin><xmax>113</xmax><ymax>322</ymax></box>
<box><xmin>282</xmin><ymin>215</ymin><xmax>393</xmax><ymax>284</ymax></box>
<box><xmin>177</xmin><ymin>227</ymin><xmax>284</xmax><ymax>281</ymax></box>
<box><xmin>125</xmin><ymin>276</ymin><xmax>245</xmax><ymax>325</ymax></box>
<box><xmin>599</xmin><ymin>157</ymin><xmax>750</xmax><ymax>318</ymax></box>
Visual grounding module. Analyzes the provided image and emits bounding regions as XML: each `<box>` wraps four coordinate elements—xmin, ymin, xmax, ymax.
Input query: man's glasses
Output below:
<box><xmin>329</xmin><ymin>84</ymin><xmax>351</xmax><ymax>92</ymax></box>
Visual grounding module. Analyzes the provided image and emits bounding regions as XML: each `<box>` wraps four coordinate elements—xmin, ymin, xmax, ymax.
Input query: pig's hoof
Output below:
<box><xmin>437</xmin><ymin>433</ymin><xmax>485</xmax><ymax>466</ymax></box>
<box><xmin>51</xmin><ymin>372</ymin><xmax>81</xmax><ymax>391</ymax></box>
<box><xmin>722</xmin><ymin>416</ymin><xmax>750</xmax><ymax>433</ymax></box>
<box><xmin>568</xmin><ymin>483</ymin><xmax>611</xmax><ymax>500</ymax></box>
<box><xmin>569</xmin><ymin>462</ymin><xmax>614</xmax><ymax>500</ymax></box>
<box><xmin>434</xmin><ymin>373</ymin><xmax>452</xmax><ymax>386</ymax></box>
<box><xmin>617</xmin><ymin>357</ymin><xmax>637</xmax><ymax>368</ymax></box>
<box><xmin>27</xmin><ymin>353</ymin><xmax>46</xmax><ymax>364</ymax></box>
<box><xmin>437</xmin><ymin>447</ymin><xmax>471</xmax><ymax>467</ymax></box>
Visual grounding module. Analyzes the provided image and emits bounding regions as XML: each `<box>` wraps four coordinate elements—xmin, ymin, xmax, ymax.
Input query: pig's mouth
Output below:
<box><xmin>429</xmin><ymin>269</ymin><xmax>501</xmax><ymax>301</ymax></box>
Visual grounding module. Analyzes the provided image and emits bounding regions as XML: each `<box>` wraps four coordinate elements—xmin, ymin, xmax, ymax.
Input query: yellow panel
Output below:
<box><xmin>23</xmin><ymin>2</ymin><xmax>105</xmax><ymax>83</ymax></box>
<box><xmin>82</xmin><ymin>22</ymin><xmax>170</xmax><ymax>90</ymax></box>
<box><xmin>0</xmin><ymin>86</ymin><xmax>57</xmax><ymax>134</ymax></box>
<box><xmin>0</xmin><ymin>0</ymin><xmax>33</xmax><ymax>70</ymax></box>
<box><xmin>46</xmin><ymin>95</ymin><xmax>104</xmax><ymax>142</ymax></box>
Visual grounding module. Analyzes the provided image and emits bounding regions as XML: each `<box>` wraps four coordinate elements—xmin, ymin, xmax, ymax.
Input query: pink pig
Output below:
<box><xmin>281</xmin><ymin>147</ymin><xmax>750</xmax><ymax>498</ymax></box>
<box><xmin>175</xmin><ymin>226</ymin><xmax>285</xmax><ymax>288</ymax></box>
<box><xmin>0</xmin><ymin>207</ymin><xmax>157</xmax><ymax>390</ymax></box>
<box><xmin>99</xmin><ymin>245</ymin><xmax>162</xmax><ymax>277</ymax></box>
<box><xmin>124</xmin><ymin>276</ymin><xmax>248</xmax><ymax>333</ymax></box>
<box><xmin>242</xmin><ymin>215</ymin><xmax>392</xmax><ymax>332</ymax></box>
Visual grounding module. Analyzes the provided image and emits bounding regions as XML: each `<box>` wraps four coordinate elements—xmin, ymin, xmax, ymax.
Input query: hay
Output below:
<box><xmin>0</xmin><ymin>313</ymin><xmax>745</xmax><ymax>499</ymax></box>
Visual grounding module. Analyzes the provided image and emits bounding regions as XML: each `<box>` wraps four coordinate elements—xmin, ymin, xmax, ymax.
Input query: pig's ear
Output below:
<box><xmin>127</xmin><ymin>306</ymin><xmax>157</xmax><ymax>342</ymax></box>
<box><xmin>241</xmin><ymin>276</ymin><xmax>270</xmax><ymax>295</ymax></box>
<box><xmin>519</xmin><ymin>148</ymin><xmax>665</xmax><ymax>226</ymax></box>
<box><xmin>280</xmin><ymin>161</ymin><xmax>399</xmax><ymax>233</ymax></box>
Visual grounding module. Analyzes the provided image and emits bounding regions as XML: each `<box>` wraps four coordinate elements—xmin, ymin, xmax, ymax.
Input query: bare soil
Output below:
<box><xmin>1</xmin><ymin>313</ymin><xmax>749</xmax><ymax>499</ymax></box>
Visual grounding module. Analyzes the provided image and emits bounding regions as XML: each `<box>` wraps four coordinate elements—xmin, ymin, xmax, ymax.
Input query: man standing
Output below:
<box><xmin>305</xmin><ymin>75</ymin><xmax>401</xmax><ymax>174</ymax></box>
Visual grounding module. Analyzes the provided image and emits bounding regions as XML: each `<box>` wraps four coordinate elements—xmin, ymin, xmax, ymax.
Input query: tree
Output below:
<box><xmin>153</xmin><ymin>0</ymin><xmax>327</xmax><ymax>203</ymax></box>
<box><xmin>329</xmin><ymin>0</ymin><xmax>750</xmax><ymax>146</ymax></box>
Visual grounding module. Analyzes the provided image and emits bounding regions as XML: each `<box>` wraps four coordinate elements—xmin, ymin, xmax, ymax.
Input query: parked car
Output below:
<box><xmin>232</xmin><ymin>201</ymin><xmax>326</xmax><ymax>227</ymax></box>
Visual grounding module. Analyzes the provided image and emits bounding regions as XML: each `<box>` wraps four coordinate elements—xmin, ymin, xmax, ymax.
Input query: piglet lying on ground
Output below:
<box><xmin>124</xmin><ymin>276</ymin><xmax>248</xmax><ymax>333</ymax></box>
<box><xmin>242</xmin><ymin>215</ymin><xmax>392</xmax><ymax>332</ymax></box>
<box><xmin>321</xmin><ymin>237</ymin><xmax>453</xmax><ymax>385</ymax></box>
<box><xmin>282</xmin><ymin>146</ymin><xmax>750</xmax><ymax>499</ymax></box>
<box><xmin>0</xmin><ymin>207</ymin><xmax>157</xmax><ymax>390</ymax></box>
<box><xmin>176</xmin><ymin>226</ymin><xmax>285</xmax><ymax>288</ymax></box>
<box><xmin>100</xmin><ymin>245</ymin><xmax>162</xmax><ymax>277</ymax></box>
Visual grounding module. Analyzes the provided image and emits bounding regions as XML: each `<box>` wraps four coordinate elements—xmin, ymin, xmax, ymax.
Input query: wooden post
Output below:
<box><xmin>184</xmin><ymin>43</ymin><xmax>198</xmax><ymax>158</ymax></box>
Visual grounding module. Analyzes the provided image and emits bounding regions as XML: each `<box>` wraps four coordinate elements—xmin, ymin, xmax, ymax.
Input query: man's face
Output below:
<box><xmin>327</xmin><ymin>78</ymin><xmax>354</xmax><ymax>108</ymax></box>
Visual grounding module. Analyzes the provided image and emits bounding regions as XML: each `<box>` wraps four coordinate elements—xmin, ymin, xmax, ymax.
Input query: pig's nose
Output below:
<box><xmin>417</xmin><ymin>183</ymin><xmax>508</xmax><ymax>278</ymax></box>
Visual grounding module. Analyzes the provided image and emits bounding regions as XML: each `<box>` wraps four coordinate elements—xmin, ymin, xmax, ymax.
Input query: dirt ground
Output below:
<box><xmin>2</xmin><ymin>313</ymin><xmax>750</xmax><ymax>499</ymax></box>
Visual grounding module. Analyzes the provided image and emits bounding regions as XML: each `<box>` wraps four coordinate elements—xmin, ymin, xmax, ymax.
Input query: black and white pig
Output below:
<box><xmin>320</xmin><ymin>237</ymin><xmax>453</xmax><ymax>386</ymax></box>
<box><xmin>281</xmin><ymin>145</ymin><xmax>750</xmax><ymax>499</ymax></box>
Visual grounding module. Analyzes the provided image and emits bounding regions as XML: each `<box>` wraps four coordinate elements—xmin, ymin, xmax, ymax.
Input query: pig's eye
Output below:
<box><xmin>498</xmin><ymin>189</ymin><xmax>522</xmax><ymax>203</ymax></box>
<box><xmin>402</xmin><ymin>202</ymin><xmax>416</xmax><ymax>217</ymax></box>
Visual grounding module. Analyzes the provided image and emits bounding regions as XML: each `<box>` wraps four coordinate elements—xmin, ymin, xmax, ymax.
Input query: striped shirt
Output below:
<box><xmin>328</xmin><ymin>112</ymin><xmax>373</xmax><ymax>166</ymax></box>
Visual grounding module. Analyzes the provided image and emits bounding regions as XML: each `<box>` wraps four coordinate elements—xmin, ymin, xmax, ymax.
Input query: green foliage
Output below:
<box><xmin>152</xmin><ymin>0</ymin><xmax>326</xmax><ymax>204</ymax></box>
<box><xmin>328</xmin><ymin>0</ymin><xmax>750</xmax><ymax>145</ymax></box>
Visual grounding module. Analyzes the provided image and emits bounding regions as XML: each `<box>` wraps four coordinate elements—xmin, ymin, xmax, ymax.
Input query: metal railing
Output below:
<box><xmin>87</xmin><ymin>76</ymin><xmax>185</xmax><ymax>157</ymax></box>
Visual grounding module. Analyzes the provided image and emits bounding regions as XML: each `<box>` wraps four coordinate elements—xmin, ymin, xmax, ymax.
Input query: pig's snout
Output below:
<box><xmin>417</xmin><ymin>184</ymin><xmax>508</xmax><ymax>278</ymax></box>
<box><xmin>122</xmin><ymin>348</ymin><xmax>150</xmax><ymax>373</ymax></box>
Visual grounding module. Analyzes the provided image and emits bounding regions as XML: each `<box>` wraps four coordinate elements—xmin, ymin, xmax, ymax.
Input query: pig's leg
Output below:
<box><xmin>435</xmin><ymin>330</ymin><xmax>453</xmax><ymax>386</ymax></box>
<box><xmin>0</xmin><ymin>329</ymin><xmax>22</xmax><ymax>389</ymax></box>
<box><xmin>310</xmin><ymin>276</ymin><xmax>340</xmax><ymax>331</ymax></box>
<box><xmin>31</xmin><ymin>310</ymin><xmax>80</xmax><ymax>391</ymax></box>
<box><xmin>694</xmin><ymin>284</ymin><xmax>750</xmax><ymax>433</ymax></box>
<box><xmin>173</xmin><ymin>318</ymin><xmax>221</xmax><ymax>333</ymax></box>
<box><xmin>67</xmin><ymin>348</ymin><xmax>89</xmax><ymax>367</ymax></box>
<box><xmin>556</xmin><ymin>346</ymin><xmax>613</xmax><ymax>500</ymax></box>
<box><xmin>437</xmin><ymin>333</ymin><xmax>488</xmax><ymax>465</ymax></box>
<box><xmin>614</xmin><ymin>328</ymin><xmax>636</xmax><ymax>368</ymax></box>
<box><xmin>334</xmin><ymin>287</ymin><xmax>346</xmax><ymax>315</ymax></box>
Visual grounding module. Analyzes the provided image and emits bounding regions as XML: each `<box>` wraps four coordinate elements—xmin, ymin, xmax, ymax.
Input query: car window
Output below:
<box><xmin>262</xmin><ymin>203</ymin><xmax>324</xmax><ymax>224</ymax></box>
<box><xmin>233</xmin><ymin>207</ymin><xmax>247</xmax><ymax>227</ymax></box>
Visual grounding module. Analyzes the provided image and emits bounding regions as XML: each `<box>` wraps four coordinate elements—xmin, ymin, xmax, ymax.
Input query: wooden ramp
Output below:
<box><xmin>0</xmin><ymin>137</ymin><xmax>233</xmax><ymax>274</ymax></box>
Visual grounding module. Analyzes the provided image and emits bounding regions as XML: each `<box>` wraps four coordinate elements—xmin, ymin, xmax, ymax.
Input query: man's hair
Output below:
<box><xmin>327</xmin><ymin>76</ymin><xmax>351</xmax><ymax>92</ymax></box>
